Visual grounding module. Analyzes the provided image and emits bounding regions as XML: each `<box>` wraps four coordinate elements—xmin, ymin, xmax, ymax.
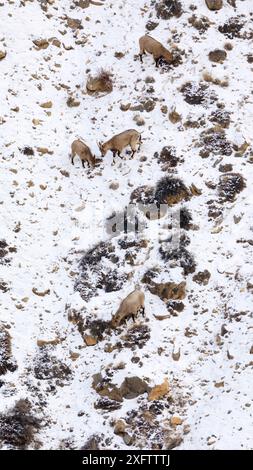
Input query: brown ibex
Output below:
<box><xmin>111</xmin><ymin>289</ymin><xmax>145</xmax><ymax>328</ymax></box>
<box><xmin>98</xmin><ymin>129</ymin><xmax>142</xmax><ymax>162</ymax></box>
<box><xmin>70</xmin><ymin>139</ymin><xmax>96</xmax><ymax>168</ymax></box>
<box><xmin>139</xmin><ymin>35</ymin><xmax>173</xmax><ymax>67</ymax></box>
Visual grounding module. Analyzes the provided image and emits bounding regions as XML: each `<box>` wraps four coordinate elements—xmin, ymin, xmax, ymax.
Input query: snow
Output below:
<box><xmin>0</xmin><ymin>0</ymin><xmax>252</xmax><ymax>450</ymax></box>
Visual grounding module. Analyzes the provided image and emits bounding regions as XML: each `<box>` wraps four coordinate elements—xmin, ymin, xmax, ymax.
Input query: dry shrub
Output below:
<box><xmin>0</xmin><ymin>399</ymin><xmax>41</xmax><ymax>449</ymax></box>
<box><xmin>155</xmin><ymin>177</ymin><xmax>190</xmax><ymax>206</ymax></box>
<box><xmin>202</xmin><ymin>71</ymin><xmax>229</xmax><ymax>88</ymax></box>
<box><xmin>155</xmin><ymin>0</ymin><xmax>182</xmax><ymax>20</ymax></box>
<box><xmin>86</xmin><ymin>69</ymin><xmax>113</xmax><ymax>94</ymax></box>
<box><xmin>218</xmin><ymin>173</ymin><xmax>246</xmax><ymax>202</ymax></box>
<box><xmin>0</xmin><ymin>326</ymin><xmax>17</xmax><ymax>375</ymax></box>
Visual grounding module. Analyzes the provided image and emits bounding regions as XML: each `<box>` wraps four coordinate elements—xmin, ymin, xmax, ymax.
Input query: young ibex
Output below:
<box><xmin>139</xmin><ymin>35</ymin><xmax>173</xmax><ymax>68</ymax></box>
<box><xmin>70</xmin><ymin>139</ymin><xmax>96</xmax><ymax>168</ymax></box>
<box><xmin>98</xmin><ymin>129</ymin><xmax>141</xmax><ymax>162</ymax></box>
<box><xmin>111</xmin><ymin>289</ymin><xmax>145</xmax><ymax>328</ymax></box>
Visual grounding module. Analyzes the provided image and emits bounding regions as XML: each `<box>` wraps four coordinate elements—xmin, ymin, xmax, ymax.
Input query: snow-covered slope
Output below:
<box><xmin>0</xmin><ymin>0</ymin><xmax>252</xmax><ymax>450</ymax></box>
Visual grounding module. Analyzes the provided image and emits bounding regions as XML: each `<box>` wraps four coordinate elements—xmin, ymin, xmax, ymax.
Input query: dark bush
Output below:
<box><xmin>0</xmin><ymin>399</ymin><xmax>41</xmax><ymax>449</ymax></box>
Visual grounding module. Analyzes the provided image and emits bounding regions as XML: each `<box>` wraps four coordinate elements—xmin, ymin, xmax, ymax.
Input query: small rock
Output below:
<box><xmin>0</xmin><ymin>50</ymin><xmax>6</xmax><ymax>60</ymax></box>
<box><xmin>209</xmin><ymin>49</ymin><xmax>227</xmax><ymax>63</ymax></box>
<box><xmin>114</xmin><ymin>420</ymin><xmax>126</xmax><ymax>435</ymax></box>
<box><xmin>67</xmin><ymin>96</ymin><xmax>80</xmax><ymax>107</ymax></box>
<box><xmin>33</xmin><ymin>39</ymin><xmax>49</xmax><ymax>50</ymax></box>
<box><xmin>205</xmin><ymin>0</ymin><xmax>223</xmax><ymax>10</ymax></box>
<box><xmin>133</xmin><ymin>115</ymin><xmax>145</xmax><ymax>126</ymax></box>
<box><xmin>40</xmin><ymin>101</ymin><xmax>53</xmax><ymax>109</ymax></box>
<box><xmin>146</xmin><ymin>21</ymin><xmax>158</xmax><ymax>31</ymax></box>
<box><xmin>219</xmin><ymin>163</ymin><xmax>233</xmax><ymax>173</ymax></box>
<box><xmin>193</xmin><ymin>270</ymin><xmax>211</xmax><ymax>285</ymax></box>
<box><xmin>109</xmin><ymin>182</ymin><xmax>119</xmax><ymax>190</ymax></box>
<box><xmin>120</xmin><ymin>103</ymin><xmax>131</xmax><ymax>111</ymax></box>
<box><xmin>66</xmin><ymin>17</ymin><xmax>83</xmax><ymax>30</ymax></box>
<box><xmin>123</xmin><ymin>433</ymin><xmax>132</xmax><ymax>446</ymax></box>
<box><xmin>84</xmin><ymin>335</ymin><xmax>97</xmax><ymax>346</ymax></box>
<box><xmin>169</xmin><ymin>109</ymin><xmax>181</xmax><ymax>123</ymax></box>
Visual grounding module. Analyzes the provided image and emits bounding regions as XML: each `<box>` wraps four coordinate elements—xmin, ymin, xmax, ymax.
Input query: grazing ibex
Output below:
<box><xmin>70</xmin><ymin>139</ymin><xmax>96</xmax><ymax>168</ymax></box>
<box><xmin>111</xmin><ymin>289</ymin><xmax>145</xmax><ymax>328</ymax></box>
<box><xmin>98</xmin><ymin>129</ymin><xmax>142</xmax><ymax>162</ymax></box>
<box><xmin>139</xmin><ymin>35</ymin><xmax>173</xmax><ymax>67</ymax></box>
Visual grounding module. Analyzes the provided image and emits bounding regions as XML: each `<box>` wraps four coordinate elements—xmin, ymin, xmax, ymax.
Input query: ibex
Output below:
<box><xmin>70</xmin><ymin>139</ymin><xmax>96</xmax><ymax>168</ymax></box>
<box><xmin>98</xmin><ymin>129</ymin><xmax>142</xmax><ymax>162</ymax></box>
<box><xmin>139</xmin><ymin>35</ymin><xmax>173</xmax><ymax>67</ymax></box>
<box><xmin>111</xmin><ymin>289</ymin><xmax>145</xmax><ymax>328</ymax></box>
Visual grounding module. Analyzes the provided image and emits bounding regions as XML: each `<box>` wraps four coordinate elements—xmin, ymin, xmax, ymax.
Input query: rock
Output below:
<box><xmin>120</xmin><ymin>103</ymin><xmax>131</xmax><ymax>111</ymax></box>
<box><xmin>32</xmin><ymin>287</ymin><xmax>50</xmax><ymax>296</ymax></box>
<box><xmin>84</xmin><ymin>335</ymin><xmax>97</xmax><ymax>346</ymax></box>
<box><xmin>37</xmin><ymin>338</ymin><xmax>61</xmax><ymax>347</ymax></box>
<box><xmin>170</xmin><ymin>416</ymin><xmax>183</xmax><ymax>426</ymax></box>
<box><xmin>123</xmin><ymin>433</ymin><xmax>132</xmax><ymax>446</ymax></box>
<box><xmin>109</xmin><ymin>182</ymin><xmax>119</xmax><ymax>190</ymax></box>
<box><xmin>141</xmin><ymin>98</ymin><xmax>156</xmax><ymax>112</ymax></box>
<box><xmin>114</xmin><ymin>420</ymin><xmax>126</xmax><ymax>435</ymax></box>
<box><xmin>50</xmin><ymin>38</ymin><xmax>61</xmax><ymax>48</ymax></box>
<box><xmin>148</xmin><ymin>281</ymin><xmax>186</xmax><ymax>301</ymax></box>
<box><xmin>169</xmin><ymin>109</ymin><xmax>181</xmax><ymax>123</ymax></box>
<box><xmin>145</xmin><ymin>76</ymin><xmax>155</xmax><ymax>84</ymax></box>
<box><xmin>190</xmin><ymin>183</ymin><xmax>202</xmax><ymax>196</ymax></box>
<box><xmin>40</xmin><ymin>101</ymin><xmax>53</xmax><ymax>109</ymax></box>
<box><xmin>33</xmin><ymin>39</ymin><xmax>49</xmax><ymax>50</ymax></box>
<box><xmin>66</xmin><ymin>17</ymin><xmax>83</xmax><ymax>30</ymax></box>
<box><xmin>193</xmin><ymin>270</ymin><xmax>211</xmax><ymax>285</ymax></box>
<box><xmin>120</xmin><ymin>376</ymin><xmax>150</xmax><ymax>399</ymax></box>
<box><xmin>205</xmin><ymin>0</ymin><xmax>223</xmax><ymax>10</ymax></box>
<box><xmin>161</xmin><ymin>105</ymin><xmax>168</xmax><ymax>114</ymax></box>
<box><xmin>0</xmin><ymin>50</ymin><xmax>6</xmax><ymax>60</ymax></box>
<box><xmin>66</xmin><ymin>96</ymin><xmax>80</xmax><ymax>107</ymax></box>
<box><xmin>148</xmin><ymin>378</ymin><xmax>169</xmax><ymax>401</ymax></box>
<box><xmin>133</xmin><ymin>115</ymin><xmax>145</xmax><ymax>126</ymax></box>
<box><xmin>114</xmin><ymin>51</ymin><xmax>125</xmax><ymax>59</ymax></box>
<box><xmin>164</xmin><ymin>434</ymin><xmax>183</xmax><ymax>449</ymax></box>
<box><xmin>146</xmin><ymin>21</ymin><xmax>159</xmax><ymax>31</ymax></box>
<box><xmin>36</xmin><ymin>147</ymin><xmax>54</xmax><ymax>155</ymax></box>
<box><xmin>172</xmin><ymin>349</ymin><xmax>181</xmax><ymax>361</ymax></box>
<box><xmin>219</xmin><ymin>163</ymin><xmax>233</xmax><ymax>173</ymax></box>
<box><xmin>250</xmin><ymin>346</ymin><xmax>253</xmax><ymax>354</ymax></box>
<box><xmin>208</xmin><ymin>49</ymin><xmax>227</xmax><ymax>63</ymax></box>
